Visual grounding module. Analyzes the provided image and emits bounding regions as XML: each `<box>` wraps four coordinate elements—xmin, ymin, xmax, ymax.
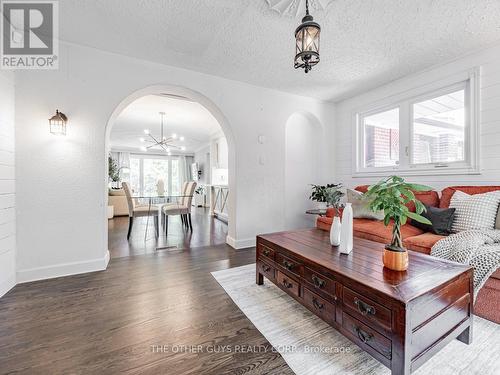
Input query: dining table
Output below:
<box><xmin>131</xmin><ymin>193</ymin><xmax>190</xmax><ymax>249</ymax></box>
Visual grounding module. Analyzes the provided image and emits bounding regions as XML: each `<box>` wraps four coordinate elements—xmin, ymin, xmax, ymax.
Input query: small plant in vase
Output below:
<box><xmin>325</xmin><ymin>184</ymin><xmax>344</xmax><ymax>246</ymax></box>
<box><xmin>108</xmin><ymin>155</ymin><xmax>120</xmax><ymax>188</ymax></box>
<box><xmin>310</xmin><ymin>183</ymin><xmax>342</xmax><ymax>209</ymax></box>
<box><xmin>365</xmin><ymin>176</ymin><xmax>432</xmax><ymax>271</ymax></box>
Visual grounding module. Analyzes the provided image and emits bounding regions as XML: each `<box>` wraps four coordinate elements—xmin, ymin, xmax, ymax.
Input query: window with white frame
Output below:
<box><xmin>355</xmin><ymin>70</ymin><xmax>479</xmax><ymax>176</ymax></box>
<box><xmin>128</xmin><ymin>154</ymin><xmax>181</xmax><ymax>196</ymax></box>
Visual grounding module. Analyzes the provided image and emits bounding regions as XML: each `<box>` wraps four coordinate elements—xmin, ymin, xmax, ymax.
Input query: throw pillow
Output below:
<box><xmin>449</xmin><ymin>190</ymin><xmax>500</xmax><ymax>232</ymax></box>
<box><xmin>109</xmin><ymin>188</ymin><xmax>125</xmax><ymax>196</ymax></box>
<box><xmin>347</xmin><ymin>189</ymin><xmax>384</xmax><ymax>220</ymax></box>
<box><xmin>411</xmin><ymin>205</ymin><xmax>456</xmax><ymax>235</ymax></box>
<box><xmin>496</xmin><ymin>205</ymin><xmax>500</xmax><ymax>230</ymax></box>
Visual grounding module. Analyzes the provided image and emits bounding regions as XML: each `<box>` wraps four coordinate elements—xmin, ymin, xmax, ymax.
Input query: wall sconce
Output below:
<box><xmin>49</xmin><ymin>110</ymin><xmax>68</xmax><ymax>135</ymax></box>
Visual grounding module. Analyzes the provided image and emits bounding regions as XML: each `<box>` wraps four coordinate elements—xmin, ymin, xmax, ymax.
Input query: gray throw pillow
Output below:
<box><xmin>347</xmin><ymin>189</ymin><xmax>384</xmax><ymax>220</ymax></box>
<box><xmin>496</xmin><ymin>205</ymin><xmax>500</xmax><ymax>230</ymax></box>
<box><xmin>449</xmin><ymin>190</ymin><xmax>500</xmax><ymax>233</ymax></box>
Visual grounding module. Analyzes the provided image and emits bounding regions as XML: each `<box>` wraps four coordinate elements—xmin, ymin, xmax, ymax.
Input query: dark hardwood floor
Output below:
<box><xmin>0</xmin><ymin>211</ymin><xmax>293</xmax><ymax>374</ymax></box>
<box><xmin>108</xmin><ymin>207</ymin><xmax>228</xmax><ymax>258</ymax></box>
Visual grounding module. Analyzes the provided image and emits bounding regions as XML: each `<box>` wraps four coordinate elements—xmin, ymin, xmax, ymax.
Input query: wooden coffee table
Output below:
<box><xmin>256</xmin><ymin>228</ymin><xmax>473</xmax><ymax>375</ymax></box>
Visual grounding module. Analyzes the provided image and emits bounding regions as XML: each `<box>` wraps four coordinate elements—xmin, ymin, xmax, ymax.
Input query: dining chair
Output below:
<box><xmin>162</xmin><ymin>181</ymin><xmax>197</xmax><ymax>235</ymax></box>
<box><xmin>161</xmin><ymin>181</ymin><xmax>189</xmax><ymax>227</ymax></box>
<box><xmin>122</xmin><ymin>182</ymin><xmax>160</xmax><ymax>239</ymax></box>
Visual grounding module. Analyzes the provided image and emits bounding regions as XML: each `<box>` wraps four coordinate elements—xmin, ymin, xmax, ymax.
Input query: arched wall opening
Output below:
<box><xmin>284</xmin><ymin>111</ymin><xmax>323</xmax><ymax>230</ymax></box>
<box><xmin>103</xmin><ymin>85</ymin><xmax>236</xmax><ymax>253</ymax></box>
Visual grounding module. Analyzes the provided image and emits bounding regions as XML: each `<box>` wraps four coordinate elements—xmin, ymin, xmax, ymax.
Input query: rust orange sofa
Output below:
<box><xmin>316</xmin><ymin>185</ymin><xmax>500</xmax><ymax>324</ymax></box>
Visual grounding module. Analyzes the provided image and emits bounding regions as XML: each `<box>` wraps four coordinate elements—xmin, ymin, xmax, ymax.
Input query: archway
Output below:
<box><xmin>103</xmin><ymin>85</ymin><xmax>236</xmax><ymax>255</ymax></box>
<box><xmin>284</xmin><ymin>111</ymin><xmax>323</xmax><ymax>229</ymax></box>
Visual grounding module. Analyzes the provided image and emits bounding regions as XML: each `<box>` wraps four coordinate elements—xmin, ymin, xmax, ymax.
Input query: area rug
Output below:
<box><xmin>212</xmin><ymin>264</ymin><xmax>500</xmax><ymax>375</ymax></box>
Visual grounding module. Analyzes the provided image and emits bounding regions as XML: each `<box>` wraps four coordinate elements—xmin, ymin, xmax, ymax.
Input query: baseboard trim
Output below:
<box><xmin>0</xmin><ymin>274</ymin><xmax>16</xmax><ymax>298</ymax></box>
<box><xmin>226</xmin><ymin>236</ymin><xmax>255</xmax><ymax>249</ymax></box>
<box><xmin>17</xmin><ymin>250</ymin><xmax>111</xmax><ymax>284</ymax></box>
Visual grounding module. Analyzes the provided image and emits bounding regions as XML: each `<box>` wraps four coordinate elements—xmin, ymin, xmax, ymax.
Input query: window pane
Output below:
<box><xmin>129</xmin><ymin>158</ymin><xmax>141</xmax><ymax>194</ymax></box>
<box><xmin>412</xmin><ymin>89</ymin><xmax>465</xmax><ymax>165</ymax></box>
<box><xmin>171</xmin><ymin>159</ymin><xmax>180</xmax><ymax>195</ymax></box>
<box><xmin>143</xmin><ymin>159</ymin><xmax>169</xmax><ymax>196</ymax></box>
<box><xmin>363</xmin><ymin>108</ymin><xmax>400</xmax><ymax>168</ymax></box>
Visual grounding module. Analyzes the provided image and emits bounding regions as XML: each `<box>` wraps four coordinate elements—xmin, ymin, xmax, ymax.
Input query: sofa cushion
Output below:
<box><xmin>354</xmin><ymin>185</ymin><xmax>439</xmax><ymax>213</ymax></box>
<box><xmin>403</xmin><ymin>233</ymin><xmax>446</xmax><ymax>254</ymax></box>
<box><xmin>353</xmin><ymin>219</ymin><xmax>425</xmax><ymax>244</ymax></box>
<box><xmin>440</xmin><ymin>186</ymin><xmax>500</xmax><ymax>208</ymax></box>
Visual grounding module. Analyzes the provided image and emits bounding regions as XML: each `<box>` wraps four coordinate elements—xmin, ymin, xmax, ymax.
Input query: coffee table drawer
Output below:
<box><xmin>303</xmin><ymin>287</ymin><xmax>336</xmax><ymax>325</ymax></box>
<box><xmin>276</xmin><ymin>253</ymin><xmax>303</xmax><ymax>277</ymax></box>
<box><xmin>276</xmin><ymin>271</ymin><xmax>300</xmax><ymax>298</ymax></box>
<box><xmin>342</xmin><ymin>312</ymin><xmax>392</xmax><ymax>360</ymax></box>
<box><xmin>257</xmin><ymin>259</ymin><xmax>275</xmax><ymax>280</ymax></box>
<box><xmin>343</xmin><ymin>287</ymin><xmax>392</xmax><ymax>332</ymax></box>
<box><xmin>304</xmin><ymin>266</ymin><xmax>336</xmax><ymax>298</ymax></box>
<box><xmin>258</xmin><ymin>244</ymin><xmax>275</xmax><ymax>261</ymax></box>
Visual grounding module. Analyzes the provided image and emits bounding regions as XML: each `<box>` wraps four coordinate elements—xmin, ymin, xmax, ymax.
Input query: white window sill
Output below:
<box><xmin>352</xmin><ymin>166</ymin><xmax>481</xmax><ymax>178</ymax></box>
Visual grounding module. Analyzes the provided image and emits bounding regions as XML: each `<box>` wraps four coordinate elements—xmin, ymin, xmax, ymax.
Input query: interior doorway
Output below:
<box><xmin>105</xmin><ymin>87</ymin><xmax>233</xmax><ymax>258</ymax></box>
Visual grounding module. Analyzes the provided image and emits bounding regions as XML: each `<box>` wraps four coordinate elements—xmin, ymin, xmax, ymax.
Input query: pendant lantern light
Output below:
<box><xmin>294</xmin><ymin>0</ymin><xmax>321</xmax><ymax>73</ymax></box>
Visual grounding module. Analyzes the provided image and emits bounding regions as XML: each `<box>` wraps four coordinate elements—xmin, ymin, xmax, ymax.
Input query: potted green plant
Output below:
<box><xmin>310</xmin><ymin>183</ymin><xmax>342</xmax><ymax>209</ymax></box>
<box><xmin>108</xmin><ymin>155</ymin><xmax>120</xmax><ymax>188</ymax></box>
<box><xmin>365</xmin><ymin>176</ymin><xmax>432</xmax><ymax>271</ymax></box>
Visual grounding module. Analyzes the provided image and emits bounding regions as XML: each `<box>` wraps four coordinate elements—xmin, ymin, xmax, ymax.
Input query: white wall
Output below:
<box><xmin>194</xmin><ymin>144</ymin><xmax>211</xmax><ymax>185</ymax></box>
<box><xmin>210</xmin><ymin>135</ymin><xmax>229</xmax><ymax>186</ymax></box>
<box><xmin>285</xmin><ymin>112</ymin><xmax>322</xmax><ymax>229</ymax></box>
<box><xmin>15</xmin><ymin>42</ymin><xmax>335</xmax><ymax>282</ymax></box>
<box><xmin>334</xmin><ymin>44</ymin><xmax>500</xmax><ymax>191</ymax></box>
<box><xmin>0</xmin><ymin>71</ymin><xmax>16</xmax><ymax>297</ymax></box>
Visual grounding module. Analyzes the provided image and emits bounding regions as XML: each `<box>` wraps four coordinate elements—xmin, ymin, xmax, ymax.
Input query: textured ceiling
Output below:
<box><xmin>60</xmin><ymin>0</ymin><xmax>500</xmax><ymax>101</ymax></box>
<box><xmin>110</xmin><ymin>95</ymin><xmax>221</xmax><ymax>154</ymax></box>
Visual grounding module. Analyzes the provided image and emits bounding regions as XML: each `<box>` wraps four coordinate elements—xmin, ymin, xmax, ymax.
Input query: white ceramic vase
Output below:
<box><xmin>330</xmin><ymin>216</ymin><xmax>341</xmax><ymax>246</ymax></box>
<box><xmin>339</xmin><ymin>203</ymin><xmax>353</xmax><ymax>254</ymax></box>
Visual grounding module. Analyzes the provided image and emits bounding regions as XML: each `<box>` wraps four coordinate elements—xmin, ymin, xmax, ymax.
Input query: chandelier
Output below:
<box><xmin>140</xmin><ymin>112</ymin><xmax>185</xmax><ymax>155</ymax></box>
<box><xmin>294</xmin><ymin>0</ymin><xmax>321</xmax><ymax>73</ymax></box>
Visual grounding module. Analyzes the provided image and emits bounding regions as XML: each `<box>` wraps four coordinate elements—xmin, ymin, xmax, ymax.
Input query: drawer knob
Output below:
<box><xmin>282</xmin><ymin>279</ymin><xmax>293</xmax><ymax>289</ymax></box>
<box><xmin>312</xmin><ymin>298</ymin><xmax>324</xmax><ymax>310</ymax></box>
<box><xmin>311</xmin><ymin>274</ymin><xmax>325</xmax><ymax>288</ymax></box>
<box><xmin>262</xmin><ymin>265</ymin><xmax>271</xmax><ymax>272</ymax></box>
<box><xmin>354</xmin><ymin>298</ymin><xmax>375</xmax><ymax>316</ymax></box>
<box><xmin>283</xmin><ymin>260</ymin><xmax>294</xmax><ymax>270</ymax></box>
<box><xmin>263</xmin><ymin>249</ymin><xmax>271</xmax><ymax>256</ymax></box>
<box><xmin>355</xmin><ymin>327</ymin><xmax>374</xmax><ymax>344</ymax></box>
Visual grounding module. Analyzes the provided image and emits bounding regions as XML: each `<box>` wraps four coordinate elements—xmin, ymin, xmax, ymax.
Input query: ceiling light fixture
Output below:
<box><xmin>294</xmin><ymin>0</ymin><xmax>321</xmax><ymax>73</ymax></box>
<box><xmin>139</xmin><ymin>112</ymin><xmax>185</xmax><ymax>154</ymax></box>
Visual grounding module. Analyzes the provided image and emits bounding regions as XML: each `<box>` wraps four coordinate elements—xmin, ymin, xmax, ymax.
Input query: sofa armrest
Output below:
<box><xmin>326</xmin><ymin>207</ymin><xmax>343</xmax><ymax>218</ymax></box>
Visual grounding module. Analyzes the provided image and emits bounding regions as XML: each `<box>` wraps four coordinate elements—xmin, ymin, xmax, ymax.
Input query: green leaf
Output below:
<box><xmin>406</xmin><ymin>183</ymin><xmax>433</xmax><ymax>192</ymax></box>
<box><xmin>384</xmin><ymin>215</ymin><xmax>391</xmax><ymax>226</ymax></box>
<box><xmin>406</xmin><ymin>211</ymin><xmax>432</xmax><ymax>225</ymax></box>
<box><xmin>414</xmin><ymin>200</ymin><xmax>425</xmax><ymax>214</ymax></box>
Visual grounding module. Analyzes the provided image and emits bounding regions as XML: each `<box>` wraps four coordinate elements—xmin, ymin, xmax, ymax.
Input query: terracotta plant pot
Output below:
<box><xmin>382</xmin><ymin>246</ymin><xmax>408</xmax><ymax>271</ymax></box>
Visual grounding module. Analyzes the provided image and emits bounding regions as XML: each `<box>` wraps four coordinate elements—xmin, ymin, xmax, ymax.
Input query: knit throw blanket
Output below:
<box><xmin>431</xmin><ymin>229</ymin><xmax>500</xmax><ymax>300</ymax></box>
